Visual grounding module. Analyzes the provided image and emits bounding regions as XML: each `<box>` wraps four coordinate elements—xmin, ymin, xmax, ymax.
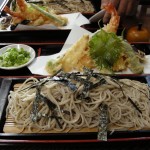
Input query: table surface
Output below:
<box><xmin>0</xmin><ymin>0</ymin><xmax>150</xmax><ymax>148</ymax></box>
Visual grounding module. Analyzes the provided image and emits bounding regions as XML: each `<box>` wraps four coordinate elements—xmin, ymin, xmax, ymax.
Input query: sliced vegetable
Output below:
<box><xmin>0</xmin><ymin>47</ymin><xmax>30</xmax><ymax>67</ymax></box>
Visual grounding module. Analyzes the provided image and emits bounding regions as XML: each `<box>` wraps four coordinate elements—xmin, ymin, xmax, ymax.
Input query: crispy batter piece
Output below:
<box><xmin>46</xmin><ymin>3</ymin><xmax>144</xmax><ymax>75</ymax></box>
<box><xmin>61</xmin><ymin>35</ymin><xmax>95</xmax><ymax>72</ymax></box>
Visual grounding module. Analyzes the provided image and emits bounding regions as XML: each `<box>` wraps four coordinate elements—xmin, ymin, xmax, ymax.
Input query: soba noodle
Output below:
<box><xmin>6</xmin><ymin>74</ymin><xmax>150</xmax><ymax>133</ymax></box>
<box><xmin>36</xmin><ymin>0</ymin><xmax>95</xmax><ymax>14</ymax></box>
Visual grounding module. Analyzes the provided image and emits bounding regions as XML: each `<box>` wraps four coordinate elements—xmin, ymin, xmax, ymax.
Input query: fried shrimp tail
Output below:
<box><xmin>16</xmin><ymin>0</ymin><xmax>28</xmax><ymax>12</ymax></box>
<box><xmin>102</xmin><ymin>3</ymin><xmax>120</xmax><ymax>33</ymax></box>
<box><xmin>3</xmin><ymin>6</ymin><xmax>24</xmax><ymax>19</ymax></box>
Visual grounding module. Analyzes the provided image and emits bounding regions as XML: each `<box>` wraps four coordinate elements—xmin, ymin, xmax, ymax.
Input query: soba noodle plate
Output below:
<box><xmin>27</xmin><ymin>0</ymin><xmax>96</xmax><ymax>14</ymax></box>
<box><xmin>3</xmin><ymin>70</ymin><xmax>150</xmax><ymax>134</ymax></box>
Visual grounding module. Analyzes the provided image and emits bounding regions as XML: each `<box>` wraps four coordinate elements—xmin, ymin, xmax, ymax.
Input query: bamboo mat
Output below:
<box><xmin>3</xmin><ymin>115</ymin><xmax>98</xmax><ymax>133</ymax></box>
<box><xmin>3</xmin><ymin>83</ymin><xmax>98</xmax><ymax>133</ymax></box>
<box><xmin>3</xmin><ymin>83</ymin><xmax>149</xmax><ymax>134</ymax></box>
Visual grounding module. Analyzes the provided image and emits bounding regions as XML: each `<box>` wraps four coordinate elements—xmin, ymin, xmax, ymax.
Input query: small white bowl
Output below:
<box><xmin>0</xmin><ymin>44</ymin><xmax>36</xmax><ymax>70</ymax></box>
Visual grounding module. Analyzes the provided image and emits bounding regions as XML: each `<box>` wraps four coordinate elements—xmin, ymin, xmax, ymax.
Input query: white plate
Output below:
<box><xmin>0</xmin><ymin>44</ymin><xmax>36</xmax><ymax>70</ymax></box>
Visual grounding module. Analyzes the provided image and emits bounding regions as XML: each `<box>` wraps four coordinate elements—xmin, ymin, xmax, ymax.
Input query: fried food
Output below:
<box><xmin>3</xmin><ymin>0</ymin><xmax>68</xmax><ymax>27</ymax></box>
<box><xmin>61</xmin><ymin>35</ymin><xmax>91</xmax><ymax>72</ymax></box>
<box><xmin>46</xmin><ymin>35</ymin><xmax>94</xmax><ymax>75</ymax></box>
<box><xmin>102</xmin><ymin>3</ymin><xmax>120</xmax><ymax>33</ymax></box>
<box><xmin>46</xmin><ymin>3</ymin><xmax>145</xmax><ymax>75</ymax></box>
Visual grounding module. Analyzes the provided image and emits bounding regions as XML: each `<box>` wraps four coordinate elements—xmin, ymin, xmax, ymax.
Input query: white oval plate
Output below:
<box><xmin>0</xmin><ymin>44</ymin><xmax>36</xmax><ymax>70</ymax></box>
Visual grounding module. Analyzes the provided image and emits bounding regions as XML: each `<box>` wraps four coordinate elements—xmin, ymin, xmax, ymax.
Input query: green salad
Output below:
<box><xmin>0</xmin><ymin>47</ymin><xmax>31</xmax><ymax>67</ymax></box>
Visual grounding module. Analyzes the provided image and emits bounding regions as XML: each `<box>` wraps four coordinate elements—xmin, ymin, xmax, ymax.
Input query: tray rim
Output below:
<box><xmin>0</xmin><ymin>42</ymin><xmax>150</xmax><ymax>143</ymax></box>
<box><xmin>0</xmin><ymin>76</ymin><xmax>150</xmax><ymax>143</ymax></box>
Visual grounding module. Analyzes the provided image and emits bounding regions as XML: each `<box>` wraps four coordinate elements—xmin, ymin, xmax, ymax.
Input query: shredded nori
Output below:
<box><xmin>21</xmin><ymin>68</ymin><xmax>147</xmax><ymax>131</ymax></box>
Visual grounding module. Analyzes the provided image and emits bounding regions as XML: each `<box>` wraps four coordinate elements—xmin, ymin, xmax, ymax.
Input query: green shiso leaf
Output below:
<box><xmin>89</xmin><ymin>29</ymin><xmax>124</xmax><ymax>72</ymax></box>
<box><xmin>89</xmin><ymin>29</ymin><xmax>144</xmax><ymax>74</ymax></box>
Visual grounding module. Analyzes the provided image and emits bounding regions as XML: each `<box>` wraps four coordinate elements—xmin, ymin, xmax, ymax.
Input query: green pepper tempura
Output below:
<box><xmin>0</xmin><ymin>47</ymin><xmax>30</xmax><ymax>67</ymax></box>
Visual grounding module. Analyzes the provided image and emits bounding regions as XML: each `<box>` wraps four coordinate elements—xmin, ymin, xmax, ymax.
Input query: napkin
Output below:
<box><xmin>14</xmin><ymin>13</ymin><xmax>90</xmax><ymax>30</ymax></box>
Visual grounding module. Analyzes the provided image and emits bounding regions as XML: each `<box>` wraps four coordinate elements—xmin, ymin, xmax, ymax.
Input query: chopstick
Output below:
<box><xmin>0</xmin><ymin>0</ymin><xmax>9</xmax><ymax>16</ymax></box>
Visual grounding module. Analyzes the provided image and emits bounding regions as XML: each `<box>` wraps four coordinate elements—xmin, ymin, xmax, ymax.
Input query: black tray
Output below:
<box><xmin>0</xmin><ymin>43</ymin><xmax>64</xmax><ymax>76</ymax></box>
<box><xmin>0</xmin><ymin>75</ymin><xmax>150</xmax><ymax>144</ymax></box>
<box><xmin>0</xmin><ymin>43</ymin><xmax>149</xmax><ymax>77</ymax></box>
<box><xmin>0</xmin><ymin>0</ymin><xmax>101</xmax><ymax>33</ymax></box>
<box><xmin>0</xmin><ymin>30</ymin><xmax>71</xmax><ymax>43</ymax></box>
<box><xmin>0</xmin><ymin>0</ymin><xmax>126</xmax><ymax>44</ymax></box>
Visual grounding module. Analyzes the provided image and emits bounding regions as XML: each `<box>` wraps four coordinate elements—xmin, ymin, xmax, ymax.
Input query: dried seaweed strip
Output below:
<box><xmin>31</xmin><ymin>86</ymin><xmax>42</xmax><ymax>122</ymax></box>
<box><xmin>97</xmin><ymin>103</ymin><xmax>108</xmax><ymax>141</ymax></box>
<box><xmin>30</xmin><ymin>85</ymin><xmax>63</xmax><ymax>128</ymax></box>
<box><xmin>52</xmin><ymin>77</ymin><xmax>77</xmax><ymax>92</ymax></box>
